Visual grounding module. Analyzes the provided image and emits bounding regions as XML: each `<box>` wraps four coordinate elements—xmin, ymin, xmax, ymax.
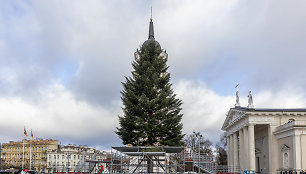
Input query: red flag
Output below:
<box><xmin>31</xmin><ymin>129</ymin><xmax>33</xmax><ymax>138</ymax></box>
<box><xmin>24</xmin><ymin>127</ymin><xmax>27</xmax><ymax>136</ymax></box>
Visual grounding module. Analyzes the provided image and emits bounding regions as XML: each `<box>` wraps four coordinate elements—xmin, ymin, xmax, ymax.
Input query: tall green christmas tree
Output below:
<box><xmin>116</xmin><ymin>18</ymin><xmax>184</xmax><ymax>146</ymax></box>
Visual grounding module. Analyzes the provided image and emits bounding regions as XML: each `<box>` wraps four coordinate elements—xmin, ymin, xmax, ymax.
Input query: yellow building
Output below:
<box><xmin>1</xmin><ymin>139</ymin><xmax>58</xmax><ymax>172</ymax></box>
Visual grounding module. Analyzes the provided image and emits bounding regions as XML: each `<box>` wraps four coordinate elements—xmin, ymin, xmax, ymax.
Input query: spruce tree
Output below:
<box><xmin>116</xmin><ymin>19</ymin><xmax>184</xmax><ymax>147</ymax></box>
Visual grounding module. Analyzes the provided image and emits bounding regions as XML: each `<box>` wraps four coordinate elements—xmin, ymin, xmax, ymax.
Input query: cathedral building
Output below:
<box><xmin>222</xmin><ymin>93</ymin><xmax>306</xmax><ymax>174</ymax></box>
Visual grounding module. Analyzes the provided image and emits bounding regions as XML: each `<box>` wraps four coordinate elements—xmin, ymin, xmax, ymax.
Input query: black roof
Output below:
<box><xmin>233</xmin><ymin>106</ymin><xmax>306</xmax><ymax>112</ymax></box>
<box><xmin>112</xmin><ymin>146</ymin><xmax>183</xmax><ymax>153</ymax></box>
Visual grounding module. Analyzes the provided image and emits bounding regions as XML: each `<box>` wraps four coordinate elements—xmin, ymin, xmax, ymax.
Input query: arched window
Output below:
<box><xmin>281</xmin><ymin>144</ymin><xmax>290</xmax><ymax>169</ymax></box>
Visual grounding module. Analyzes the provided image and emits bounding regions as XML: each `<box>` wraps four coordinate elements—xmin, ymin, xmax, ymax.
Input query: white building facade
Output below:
<box><xmin>46</xmin><ymin>144</ymin><xmax>108</xmax><ymax>173</ymax></box>
<box><xmin>222</xmin><ymin>107</ymin><xmax>306</xmax><ymax>174</ymax></box>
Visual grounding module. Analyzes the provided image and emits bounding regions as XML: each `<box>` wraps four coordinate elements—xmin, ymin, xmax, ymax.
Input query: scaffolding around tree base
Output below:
<box><xmin>109</xmin><ymin>146</ymin><xmax>185</xmax><ymax>173</ymax></box>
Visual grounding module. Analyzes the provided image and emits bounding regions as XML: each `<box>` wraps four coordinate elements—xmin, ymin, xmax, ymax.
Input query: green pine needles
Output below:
<box><xmin>116</xmin><ymin>41</ymin><xmax>184</xmax><ymax>146</ymax></box>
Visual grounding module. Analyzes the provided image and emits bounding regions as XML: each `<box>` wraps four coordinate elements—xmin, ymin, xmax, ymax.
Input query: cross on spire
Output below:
<box><xmin>150</xmin><ymin>6</ymin><xmax>152</xmax><ymax>21</ymax></box>
<box><xmin>148</xmin><ymin>7</ymin><xmax>154</xmax><ymax>39</ymax></box>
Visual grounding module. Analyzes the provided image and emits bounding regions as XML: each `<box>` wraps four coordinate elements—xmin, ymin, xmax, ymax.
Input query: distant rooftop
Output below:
<box><xmin>4</xmin><ymin>139</ymin><xmax>58</xmax><ymax>145</ymax></box>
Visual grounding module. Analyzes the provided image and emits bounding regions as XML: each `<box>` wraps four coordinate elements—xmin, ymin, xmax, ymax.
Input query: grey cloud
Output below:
<box><xmin>154</xmin><ymin>1</ymin><xmax>306</xmax><ymax>94</ymax></box>
<box><xmin>0</xmin><ymin>83</ymin><xmax>123</xmax><ymax>148</ymax></box>
<box><xmin>27</xmin><ymin>0</ymin><xmax>155</xmax><ymax>105</ymax></box>
<box><xmin>3</xmin><ymin>0</ymin><xmax>306</xmax><ymax>104</ymax></box>
<box><xmin>1</xmin><ymin>0</ymin><xmax>306</xmax><ymax>148</ymax></box>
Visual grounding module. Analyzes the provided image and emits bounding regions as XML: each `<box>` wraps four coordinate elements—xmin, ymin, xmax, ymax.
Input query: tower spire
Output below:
<box><xmin>148</xmin><ymin>7</ymin><xmax>154</xmax><ymax>39</ymax></box>
<box><xmin>143</xmin><ymin>7</ymin><xmax>160</xmax><ymax>47</ymax></box>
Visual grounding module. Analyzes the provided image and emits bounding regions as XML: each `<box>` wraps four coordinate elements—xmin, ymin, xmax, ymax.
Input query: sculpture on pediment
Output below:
<box><xmin>235</xmin><ymin>83</ymin><xmax>240</xmax><ymax>107</ymax></box>
<box><xmin>248</xmin><ymin>90</ymin><xmax>254</xmax><ymax>108</ymax></box>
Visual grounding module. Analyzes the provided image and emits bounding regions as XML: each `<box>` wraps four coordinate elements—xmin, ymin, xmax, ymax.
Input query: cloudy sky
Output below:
<box><xmin>1</xmin><ymin>0</ymin><xmax>306</xmax><ymax>150</ymax></box>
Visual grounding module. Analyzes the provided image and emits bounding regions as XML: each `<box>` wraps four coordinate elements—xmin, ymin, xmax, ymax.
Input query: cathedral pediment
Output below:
<box><xmin>222</xmin><ymin>107</ymin><xmax>246</xmax><ymax>130</ymax></box>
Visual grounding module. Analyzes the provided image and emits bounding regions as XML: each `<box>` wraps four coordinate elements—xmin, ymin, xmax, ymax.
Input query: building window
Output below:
<box><xmin>283</xmin><ymin>152</ymin><xmax>289</xmax><ymax>169</ymax></box>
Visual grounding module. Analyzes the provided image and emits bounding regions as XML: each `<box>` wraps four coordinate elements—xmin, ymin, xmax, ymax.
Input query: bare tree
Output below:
<box><xmin>184</xmin><ymin>134</ymin><xmax>197</xmax><ymax>152</ymax></box>
<box><xmin>184</xmin><ymin>134</ymin><xmax>213</xmax><ymax>156</ymax></box>
<box><xmin>215</xmin><ymin>133</ymin><xmax>227</xmax><ymax>165</ymax></box>
<box><xmin>201</xmin><ymin>138</ymin><xmax>213</xmax><ymax>155</ymax></box>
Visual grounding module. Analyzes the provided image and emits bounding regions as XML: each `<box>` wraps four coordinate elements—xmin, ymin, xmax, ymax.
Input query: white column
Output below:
<box><xmin>231</xmin><ymin>134</ymin><xmax>234</xmax><ymax>166</ymax></box>
<box><xmin>229</xmin><ymin>134</ymin><xmax>234</xmax><ymax>173</ymax></box>
<box><xmin>239</xmin><ymin>129</ymin><xmax>244</xmax><ymax>170</ymax></box>
<box><xmin>229</xmin><ymin>134</ymin><xmax>233</xmax><ymax>166</ymax></box>
<box><xmin>243</xmin><ymin>126</ymin><xmax>249</xmax><ymax>170</ymax></box>
<box><xmin>227</xmin><ymin>136</ymin><xmax>231</xmax><ymax>166</ymax></box>
<box><xmin>293</xmin><ymin>134</ymin><xmax>301</xmax><ymax>170</ymax></box>
<box><xmin>268</xmin><ymin>125</ymin><xmax>277</xmax><ymax>174</ymax></box>
<box><xmin>233</xmin><ymin>132</ymin><xmax>239</xmax><ymax>169</ymax></box>
<box><xmin>248</xmin><ymin>124</ymin><xmax>256</xmax><ymax>171</ymax></box>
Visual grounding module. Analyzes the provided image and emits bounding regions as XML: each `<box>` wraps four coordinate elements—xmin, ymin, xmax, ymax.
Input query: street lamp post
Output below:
<box><xmin>193</xmin><ymin>132</ymin><xmax>202</xmax><ymax>174</ymax></box>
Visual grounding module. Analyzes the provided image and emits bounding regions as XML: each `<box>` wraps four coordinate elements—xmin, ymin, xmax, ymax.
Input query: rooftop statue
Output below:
<box><xmin>235</xmin><ymin>83</ymin><xmax>240</xmax><ymax>107</ymax></box>
<box><xmin>248</xmin><ymin>90</ymin><xmax>254</xmax><ymax>108</ymax></box>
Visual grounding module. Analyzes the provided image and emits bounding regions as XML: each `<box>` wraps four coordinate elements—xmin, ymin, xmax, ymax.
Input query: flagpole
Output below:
<box><xmin>30</xmin><ymin>131</ymin><xmax>32</xmax><ymax>170</ymax></box>
<box><xmin>23</xmin><ymin>132</ymin><xmax>25</xmax><ymax>169</ymax></box>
